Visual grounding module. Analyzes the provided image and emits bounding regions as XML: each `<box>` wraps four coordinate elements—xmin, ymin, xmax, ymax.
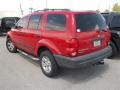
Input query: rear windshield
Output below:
<box><xmin>75</xmin><ymin>13</ymin><xmax>106</xmax><ymax>32</ymax></box>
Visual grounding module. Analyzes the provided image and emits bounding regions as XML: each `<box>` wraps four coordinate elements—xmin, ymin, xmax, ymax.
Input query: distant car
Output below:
<box><xmin>101</xmin><ymin>12</ymin><xmax>120</xmax><ymax>58</ymax></box>
<box><xmin>0</xmin><ymin>17</ymin><xmax>20</xmax><ymax>34</ymax></box>
<box><xmin>6</xmin><ymin>9</ymin><xmax>111</xmax><ymax>77</ymax></box>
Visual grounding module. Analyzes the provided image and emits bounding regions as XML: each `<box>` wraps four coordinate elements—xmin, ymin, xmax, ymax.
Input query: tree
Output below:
<box><xmin>112</xmin><ymin>3</ymin><xmax>120</xmax><ymax>11</ymax></box>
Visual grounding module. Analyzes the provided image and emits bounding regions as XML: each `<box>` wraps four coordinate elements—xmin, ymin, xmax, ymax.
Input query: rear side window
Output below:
<box><xmin>28</xmin><ymin>14</ymin><xmax>42</xmax><ymax>30</ymax></box>
<box><xmin>110</xmin><ymin>15</ymin><xmax>120</xmax><ymax>28</ymax></box>
<box><xmin>75</xmin><ymin>13</ymin><xmax>106</xmax><ymax>32</ymax></box>
<box><xmin>46</xmin><ymin>14</ymin><xmax>66</xmax><ymax>31</ymax></box>
<box><xmin>16</xmin><ymin>16</ymin><xmax>28</xmax><ymax>29</ymax></box>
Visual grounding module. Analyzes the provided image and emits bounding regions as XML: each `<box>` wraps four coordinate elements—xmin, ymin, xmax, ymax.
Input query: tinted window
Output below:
<box><xmin>28</xmin><ymin>14</ymin><xmax>42</xmax><ymax>30</ymax></box>
<box><xmin>15</xmin><ymin>17</ymin><xmax>20</xmax><ymax>22</ymax></box>
<box><xmin>111</xmin><ymin>15</ymin><xmax>120</xmax><ymax>28</ymax></box>
<box><xmin>46</xmin><ymin>14</ymin><xmax>66</xmax><ymax>31</ymax></box>
<box><xmin>5</xmin><ymin>18</ymin><xmax>15</xmax><ymax>24</ymax></box>
<box><xmin>75</xmin><ymin>13</ymin><xmax>106</xmax><ymax>32</ymax></box>
<box><xmin>0</xmin><ymin>19</ymin><xmax>1</xmax><ymax>27</ymax></box>
<box><xmin>16</xmin><ymin>16</ymin><xmax>28</xmax><ymax>29</ymax></box>
<box><xmin>5</xmin><ymin>18</ymin><xmax>16</xmax><ymax>28</ymax></box>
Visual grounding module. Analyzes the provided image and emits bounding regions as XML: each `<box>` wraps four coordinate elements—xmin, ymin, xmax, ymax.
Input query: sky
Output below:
<box><xmin>0</xmin><ymin>0</ymin><xmax>119</xmax><ymax>15</ymax></box>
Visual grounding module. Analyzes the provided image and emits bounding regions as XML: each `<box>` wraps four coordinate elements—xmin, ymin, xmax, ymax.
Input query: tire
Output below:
<box><xmin>39</xmin><ymin>50</ymin><xmax>59</xmax><ymax>77</ymax></box>
<box><xmin>0</xmin><ymin>33</ymin><xmax>2</xmax><ymax>36</ymax></box>
<box><xmin>6</xmin><ymin>38</ymin><xmax>17</xmax><ymax>53</ymax></box>
<box><xmin>108</xmin><ymin>41</ymin><xmax>118</xmax><ymax>59</ymax></box>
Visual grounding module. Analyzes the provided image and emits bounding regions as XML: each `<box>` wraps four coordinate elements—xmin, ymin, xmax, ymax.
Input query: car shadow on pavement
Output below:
<box><xmin>115</xmin><ymin>54</ymin><xmax>120</xmax><ymax>59</ymax></box>
<box><xmin>109</xmin><ymin>54</ymin><xmax>120</xmax><ymax>60</ymax></box>
<box><xmin>58</xmin><ymin>63</ymin><xmax>109</xmax><ymax>84</ymax></box>
<box><xmin>18</xmin><ymin>52</ymin><xmax>109</xmax><ymax>84</ymax></box>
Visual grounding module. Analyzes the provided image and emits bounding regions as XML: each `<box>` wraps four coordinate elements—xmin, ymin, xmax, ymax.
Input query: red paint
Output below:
<box><xmin>7</xmin><ymin>10</ymin><xmax>111</xmax><ymax>58</ymax></box>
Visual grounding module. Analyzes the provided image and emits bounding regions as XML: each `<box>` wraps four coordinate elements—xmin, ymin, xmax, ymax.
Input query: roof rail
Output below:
<box><xmin>34</xmin><ymin>10</ymin><xmax>44</xmax><ymax>12</ymax></box>
<box><xmin>34</xmin><ymin>8</ymin><xmax>70</xmax><ymax>12</ymax></box>
<box><xmin>44</xmin><ymin>8</ymin><xmax>70</xmax><ymax>11</ymax></box>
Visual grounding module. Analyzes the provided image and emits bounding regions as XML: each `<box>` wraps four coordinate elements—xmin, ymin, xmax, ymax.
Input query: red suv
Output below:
<box><xmin>6</xmin><ymin>9</ymin><xmax>111</xmax><ymax>77</ymax></box>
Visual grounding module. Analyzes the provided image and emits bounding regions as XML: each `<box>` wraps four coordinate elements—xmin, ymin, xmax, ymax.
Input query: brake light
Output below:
<box><xmin>67</xmin><ymin>38</ymin><xmax>79</xmax><ymax>57</ymax></box>
<box><xmin>69</xmin><ymin>38</ymin><xmax>79</xmax><ymax>48</ymax></box>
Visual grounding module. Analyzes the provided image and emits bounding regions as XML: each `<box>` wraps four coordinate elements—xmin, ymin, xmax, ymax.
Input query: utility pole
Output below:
<box><xmin>45</xmin><ymin>0</ymin><xmax>48</xmax><ymax>9</ymax></box>
<box><xmin>97</xmin><ymin>3</ymin><xmax>100</xmax><ymax>12</ymax></box>
<box><xmin>29</xmin><ymin>0</ymin><xmax>36</xmax><ymax>13</ymax></box>
<box><xmin>29</xmin><ymin>7</ymin><xmax>33</xmax><ymax>13</ymax></box>
<box><xmin>29</xmin><ymin>7</ymin><xmax>35</xmax><ymax>13</ymax></box>
<box><xmin>20</xmin><ymin>3</ymin><xmax>24</xmax><ymax>16</ymax></box>
<box><xmin>108</xmin><ymin>0</ymin><xmax>111</xmax><ymax>11</ymax></box>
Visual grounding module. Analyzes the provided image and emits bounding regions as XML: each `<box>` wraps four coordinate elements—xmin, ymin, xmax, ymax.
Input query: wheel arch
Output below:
<box><xmin>6</xmin><ymin>35</ymin><xmax>10</xmax><ymax>39</ymax></box>
<box><xmin>37</xmin><ymin>46</ymin><xmax>52</xmax><ymax>57</ymax></box>
<box><xmin>35</xmin><ymin>39</ymin><xmax>61</xmax><ymax>57</ymax></box>
<box><xmin>111</xmin><ymin>37</ymin><xmax>119</xmax><ymax>51</ymax></box>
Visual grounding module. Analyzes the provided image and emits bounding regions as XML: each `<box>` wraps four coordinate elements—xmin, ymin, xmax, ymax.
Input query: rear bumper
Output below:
<box><xmin>54</xmin><ymin>46</ymin><xmax>112</xmax><ymax>68</ymax></box>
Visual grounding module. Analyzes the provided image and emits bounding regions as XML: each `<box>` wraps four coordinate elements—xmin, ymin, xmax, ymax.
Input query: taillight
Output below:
<box><xmin>67</xmin><ymin>38</ymin><xmax>79</xmax><ymax>57</ymax></box>
<box><xmin>69</xmin><ymin>38</ymin><xmax>79</xmax><ymax>48</ymax></box>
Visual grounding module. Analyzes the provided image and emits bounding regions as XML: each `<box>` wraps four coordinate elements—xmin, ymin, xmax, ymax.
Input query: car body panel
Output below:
<box><xmin>7</xmin><ymin>10</ymin><xmax>110</xmax><ymax>59</ymax></box>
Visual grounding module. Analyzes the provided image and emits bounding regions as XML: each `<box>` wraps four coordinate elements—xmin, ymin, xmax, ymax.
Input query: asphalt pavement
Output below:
<box><xmin>0</xmin><ymin>36</ymin><xmax>120</xmax><ymax>90</ymax></box>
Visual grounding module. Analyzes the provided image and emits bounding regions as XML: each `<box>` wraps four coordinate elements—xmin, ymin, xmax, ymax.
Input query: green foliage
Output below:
<box><xmin>112</xmin><ymin>3</ymin><xmax>120</xmax><ymax>11</ymax></box>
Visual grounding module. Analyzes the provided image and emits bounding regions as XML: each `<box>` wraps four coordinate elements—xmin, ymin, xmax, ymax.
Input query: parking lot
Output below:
<box><xmin>0</xmin><ymin>36</ymin><xmax>120</xmax><ymax>90</ymax></box>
